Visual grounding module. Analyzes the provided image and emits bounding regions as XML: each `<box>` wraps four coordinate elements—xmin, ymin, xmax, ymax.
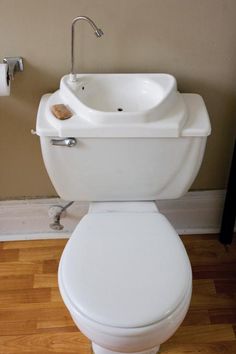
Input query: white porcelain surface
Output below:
<box><xmin>59</xmin><ymin>226</ymin><xmax>192</xmax><ymax>353</ymax></box>
<box><xmin>88</xmin><ymin>201</ymin><xmax>159</xmax><ymax>213</ymax></box>
<box><xmin>37</xmin><ymin>88</ymin><xmax>210</xmax><ymax>201</ymax></box>
<box><xmin>59</xmin><ymin>269</ymin><xmax>191</xmax><ymax>353</ymax></box>
<box><xmin>92</xmin><ymin>343</ymin><xmax>160</xmax><ymax>354</ymax></box>
<box><xmin>60</xmin><ymin>74</ymin><xmax>179</xmax><ymax>124</ymax></box>
<box><xmin>58</xmin><ymin>204</ymin><xmax>192</xmax><ymax>353</ymax></box>
<box><xmin>37</xmin><ymin>92</ymin><xmax>210</xmax><ymax>138</ymax></box>
<box><xmin>39</xmin><ymin>134</ymin><xmax>207</xmax><ymax>201</ymax></box>
<box><xmin>36</xmin><ymin>73</ymin><xmax>209</xmax><ymax>353</ymax></box>
<box><xmin>59</xmin><ymin>212</ymin><xmax>191</xmax><ymax>328</ymax></box>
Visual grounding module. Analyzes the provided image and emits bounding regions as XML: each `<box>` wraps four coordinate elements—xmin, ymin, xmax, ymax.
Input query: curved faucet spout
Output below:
<box><xmin>70</xmin><ymin>16</ymin><xmax>104</xmax><ymax>82</ymax></box>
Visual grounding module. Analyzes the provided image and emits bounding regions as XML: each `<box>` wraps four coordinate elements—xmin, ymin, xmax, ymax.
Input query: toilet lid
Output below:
<box><xmin>60</xmin><ymin>212</ymin><xmax>191</xmax><ymax>328</ymax></box>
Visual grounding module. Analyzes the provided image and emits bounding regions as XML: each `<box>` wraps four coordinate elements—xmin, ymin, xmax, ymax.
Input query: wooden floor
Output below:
<box><xmin>0</xmin><ymin>234</ymin><xmax>236</xmax><ymax>354</ymax></box>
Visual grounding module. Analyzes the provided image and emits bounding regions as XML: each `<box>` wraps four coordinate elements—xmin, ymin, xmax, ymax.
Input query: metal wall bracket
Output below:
<box><xmin>3</xmin><ymin>56</ymin><xmax>24</xmax><ymax>82</ymax></box>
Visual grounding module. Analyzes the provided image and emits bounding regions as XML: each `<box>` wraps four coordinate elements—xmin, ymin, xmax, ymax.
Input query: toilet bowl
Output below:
<box><xmin>58</xmin><ymin>202</ymin><xmax>192</xmax><ymax>354</ymax></box>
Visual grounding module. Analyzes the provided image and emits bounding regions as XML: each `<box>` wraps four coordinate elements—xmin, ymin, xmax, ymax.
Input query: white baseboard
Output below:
<box><xmin>0</xmin><ymin>190</ymin><xmax>230</xmax><ymax>241</ymax></box>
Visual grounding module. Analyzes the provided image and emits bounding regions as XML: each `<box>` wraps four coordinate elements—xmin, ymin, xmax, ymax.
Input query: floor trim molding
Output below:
<box><xmin>0</xmin><ymin>190</ymin><xmax>229</xmax><ymax>241</ymax></box>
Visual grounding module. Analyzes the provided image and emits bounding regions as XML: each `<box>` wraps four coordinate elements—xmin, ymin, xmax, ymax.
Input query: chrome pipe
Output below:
<box><xmin>70</xmin><ymin>16</ymin><xmax>104</xmax><ymax>82</ymax></box>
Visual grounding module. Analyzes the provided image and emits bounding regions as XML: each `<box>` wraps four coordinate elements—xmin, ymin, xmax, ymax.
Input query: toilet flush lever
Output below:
<box><xmin>51</xmin><ymin>137</ymin><xmax>77</xmax><ymax>147</ymax></box>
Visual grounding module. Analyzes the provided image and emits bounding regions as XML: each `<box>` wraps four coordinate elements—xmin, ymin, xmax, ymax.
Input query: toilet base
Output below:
<box><xmin>92</xmin><ymin>343</ymin><xmax>160</xmax><ymax>354</ymax></box>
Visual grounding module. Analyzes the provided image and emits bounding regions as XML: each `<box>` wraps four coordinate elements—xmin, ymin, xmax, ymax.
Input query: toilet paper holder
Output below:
<box><xmin>3</xmin><ymin>57</ymin><xmax>24</xmax><ymax>83</ymax></box>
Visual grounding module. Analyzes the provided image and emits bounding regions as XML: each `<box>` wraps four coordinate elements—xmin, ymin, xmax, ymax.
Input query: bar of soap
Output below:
<box><xmin>51</xmin><ymin>104</ymin><xmax>73</xmax><ymax>120</ymax></box>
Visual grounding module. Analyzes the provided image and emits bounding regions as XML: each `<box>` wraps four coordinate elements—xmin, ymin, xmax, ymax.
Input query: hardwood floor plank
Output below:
<box><xmin>0</xmin><ymin>262</ymin><xmax>42</xmax><ymax>276</ymax></box>
<box><xmin>0</xmin><ymin>249</ymin><xmax>19</xmax><ymax>262</ymax></box>
<box><xmin>0</xmin><ymin>304</ymin><xmax>70</xmax><ymax>322</ymax></box>
<box><xmin>50</xmin><ymin>288</ymin><xmax>63</xmax><ymax>303</ymax></box>
<box><xmin>0</xmin><ymin>275</ymin><xmax>34</xmax><ymax>291</ymax></box>
<box><xmin>33</xmin><ymin>274</ymin><xmax>58</xmax><ymax>288</ymax></box>
<box><xmin>184</xmin><ymin>240</ymin><xmax>236</xmax><ymax>266</ymax></box>
<box><xmin>0</xmin><ymin>332</ymin><xmax>91</xmax><ymax>354</ymax></box>
<box><xmin>0</xmin><ymin>320</ymin><xmax>37</xmax><ymax>336</ymax></box>
<box><xmin>2</xmin><ymin>239</ymin><xmax>67</xmax><ymax>250</ymax></box>
<box><xmin>192</xmin><ymin>279</ymin><xmax>216</xmax><ymax>295</ymax></box>
<box><xmin>162</xmin><ymin>341</ymin><xmax>236</xmax><ymax>353</ymax></box>
<box><xmin>192</xmin><ymin>263</ymin><xmax>236</xmax><ymax>280</ymax></box>
<box><xmin>214</xmin><ymin>279</ymin><xmax>236</xmax><ymax>295</ymax></box>
<box><xmin>0</xmin><ymin>301</ymin><xmax>71</xmax><ymax>322</ymax></box>
<box><xmin>37</xmin><ymin>319</ymin><xmax>76</xmax><ymax>330</ymax></box>
<box><xmin>19</xmin><ymin>247</ymin><xmax>63</xmax><ymax>262</ymax></box>
<box><xmin>190</xmin><ymin>278</ymin><xmax>236</xmax><ymax>311</ymax></box>
<box><xmin>168</xmin><ymin>324</ymin><xmax>236</xmax><ymax>343</ymax></box>
<box><xmin>0</xmin><ymin>301</ymin><xmax>68</xmax><ymax>314</ymax></box>
<box><xmin>0</xmin><ymin>288</ymin><xmax>51</xmax><ymax>306</ymax></box>
<box><xmin>209</xmin><ymin>308</ymin><xmax>236</xmax><ymax>324</ymax></box>
<box><xmin>43</xmin><ymin>260</ymin><xmax>59</xmax><ymax>274</ymax></box>
<box><xmin>36</xmin><ymin>325</ymin><xmax>79</xmax><ymax>334</ymax></box>
<box><xmin>181</xmin><ymin>234</ymin><xmax>220</xmax><ymax>242</ymax></box>
<box><xmin>182</xmin><ymin>310</ymin><xmax>210</xmax><ymax>326</ymax></box>
<box><xmin>190</xmin><ymin>292</ymin><xmax>236</xmax><ymax>310</ymax></box>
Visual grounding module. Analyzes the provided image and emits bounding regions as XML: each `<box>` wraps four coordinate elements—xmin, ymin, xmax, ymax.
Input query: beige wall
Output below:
<box><xmin>0</xmin><ymin>0</ymin><xmax>235</xmax><ymax>199</ymax></box>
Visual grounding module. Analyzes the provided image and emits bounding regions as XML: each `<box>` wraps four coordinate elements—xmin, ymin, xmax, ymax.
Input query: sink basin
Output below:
<box><xmin>60</xmin><ymin>73</ymin><xmax>178</xmax><ymax>124</ymax></box>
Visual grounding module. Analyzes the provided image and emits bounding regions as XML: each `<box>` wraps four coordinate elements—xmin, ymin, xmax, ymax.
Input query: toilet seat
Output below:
<box><xmin>59</xmin><ymin>212</ymin><xmax>192</xmax><ymax>329</ymax></box>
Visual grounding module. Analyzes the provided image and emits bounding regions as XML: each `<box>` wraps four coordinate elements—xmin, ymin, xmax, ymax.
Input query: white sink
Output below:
<box><xmin>60</xmin><ymin>73</ymin><xmax>179</xmax><ymax>124</ymax></box>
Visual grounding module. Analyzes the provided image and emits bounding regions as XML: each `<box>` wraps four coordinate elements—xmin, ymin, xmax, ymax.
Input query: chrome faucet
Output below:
<box><xmin>70</xmin><ymin>16</ymin><xmax>104</xmax><ymax>82</ymax></box>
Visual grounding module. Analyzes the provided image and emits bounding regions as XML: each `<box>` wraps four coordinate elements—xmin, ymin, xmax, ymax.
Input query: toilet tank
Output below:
<box><xmin>36</xmin><ymin>93</ymin><xmax>211</xmax><ymax>201</ymax></box>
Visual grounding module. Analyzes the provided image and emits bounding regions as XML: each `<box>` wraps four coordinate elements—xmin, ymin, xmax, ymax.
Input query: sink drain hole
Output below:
<box><xmin>117</xmin><ymin>107</ymin><xmax>123</xmax><ymax>112</ymax></box>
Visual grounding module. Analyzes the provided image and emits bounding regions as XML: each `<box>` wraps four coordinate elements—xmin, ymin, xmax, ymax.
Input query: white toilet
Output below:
<box><xmin>36</xmin><ymin>74</ymin><xmax>211</xmax><ymax>354</ymax></box>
